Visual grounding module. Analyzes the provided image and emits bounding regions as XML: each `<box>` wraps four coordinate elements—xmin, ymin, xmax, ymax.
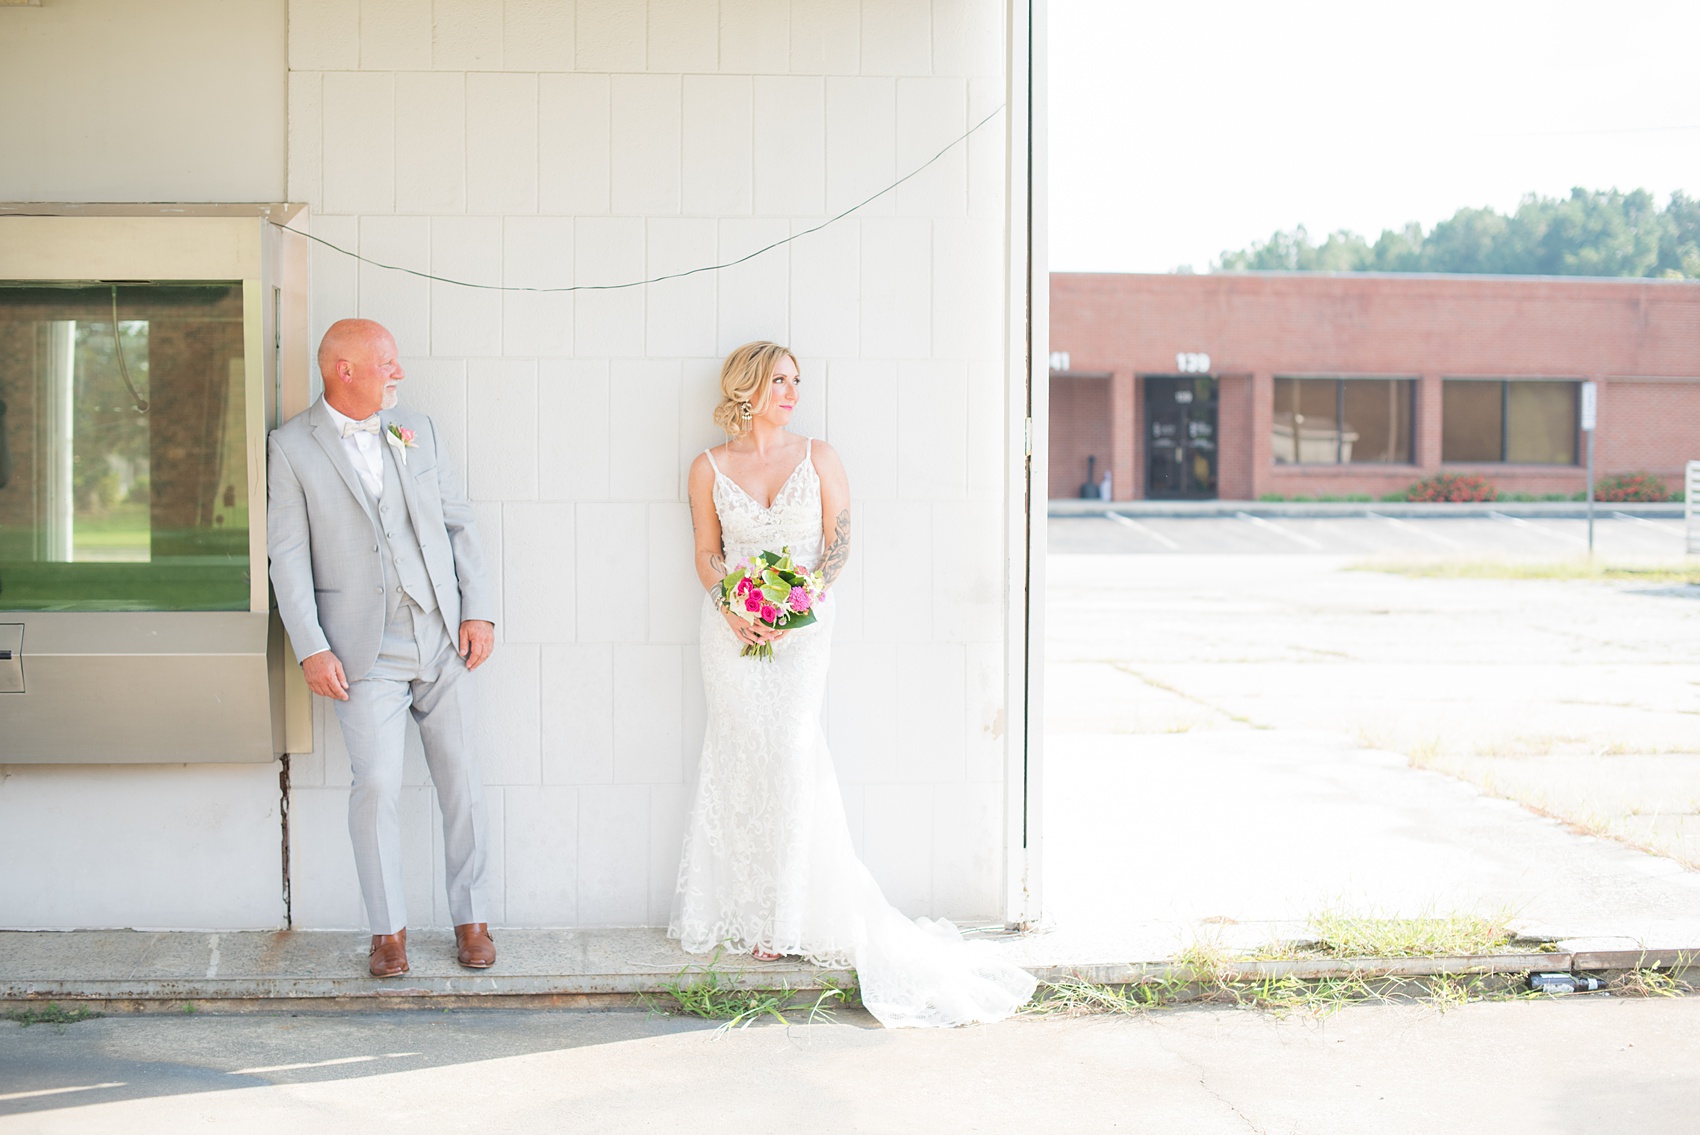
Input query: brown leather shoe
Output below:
<box><xmin>369</xmin><ymin>929</ymin><xmax>409</xmax><ymax>978</ymax></box>
<box><xmin>455</xmin><ymin>922</ymin><xmax>496</xmax><ymax>969</ymax></box>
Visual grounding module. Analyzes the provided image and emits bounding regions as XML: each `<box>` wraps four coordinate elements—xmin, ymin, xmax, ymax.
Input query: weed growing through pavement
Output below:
<box><xmin>1608</xmin><ymin>954</ymin><xmax>1696</xmax><ymax>999</ymax></box>
<box><xmin>4</xmin><ymin>1003</ymin><xmax>100</xmax><ymax>1029</ymax></box>
<box><xmin>1028</xmin><ymin>914</ymin><xmax>1554</xmax><ymax>1020</ymax></box>
<box><xmin>644</xmin><ymin>951</ymin><xmax>855</xmax><ymax>1032</ymax></box>
<box><xmin>1025</xmin><ymin>970</ymin><xmax>1529</xmax><ymax>1020</ymax></box>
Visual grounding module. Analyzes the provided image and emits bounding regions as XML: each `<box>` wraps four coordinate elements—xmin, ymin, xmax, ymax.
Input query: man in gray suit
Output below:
<box><xmin>268</xmin><ymin>318</ymin><xmax>497</xmax><ymax>977</ymax></box>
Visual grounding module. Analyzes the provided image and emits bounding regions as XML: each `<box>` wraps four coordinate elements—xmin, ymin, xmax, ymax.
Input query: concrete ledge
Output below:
<box><xmin>1045</xmin><ymin>952</ymin><xmax>1571</xmax><ymax>987</ymax></box>
<box><xmin>4</xmin><ymin>929</ymin><xmax>1690</xmax><ymax>1013</ymax></box>
<box><xmin>1048</xmin><ymin>500</ymin><xmax>1686</xmax><ymax>520</ymax></box>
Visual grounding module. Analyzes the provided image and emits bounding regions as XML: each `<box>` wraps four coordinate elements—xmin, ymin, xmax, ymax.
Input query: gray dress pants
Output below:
<box><xmin>332</xmin><ymin>598</ymin><xmax>490</xmax><ymax>934</ymax></box>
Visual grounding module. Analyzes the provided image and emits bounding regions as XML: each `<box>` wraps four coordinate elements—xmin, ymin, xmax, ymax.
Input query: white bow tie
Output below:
<box><xmin>341</xmin><ymin>417</ymin><xmax>381</xmax><ymax>438</ymax></box>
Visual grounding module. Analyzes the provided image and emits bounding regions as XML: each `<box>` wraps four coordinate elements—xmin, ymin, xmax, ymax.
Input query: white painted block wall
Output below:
<box><xmin>285</xmin><ymin>0</ymin><xmax>1014</xmax><ymax>930</ymax></box>
<box><xmin>0</xmin><ymin>0</ymin><xmax>1017</xmax><ymax>933</ymax></box>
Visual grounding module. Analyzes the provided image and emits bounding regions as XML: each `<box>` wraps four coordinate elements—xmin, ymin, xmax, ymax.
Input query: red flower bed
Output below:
<box><xmin>1593</xmin><ymin>472</ymin><xmax>1669</xmax><ymax>502</ymax></box>
<box><xmin>1403</xmin><ymin>473</ymin><xmax>1499</xmax><ymax>502</ymax></box>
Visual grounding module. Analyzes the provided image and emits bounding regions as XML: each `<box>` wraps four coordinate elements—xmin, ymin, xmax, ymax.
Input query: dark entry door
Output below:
<box><xmin>1144</xmin><ymin>376</ymin><xmax>1219</xmax><ymax>499</ymax></box>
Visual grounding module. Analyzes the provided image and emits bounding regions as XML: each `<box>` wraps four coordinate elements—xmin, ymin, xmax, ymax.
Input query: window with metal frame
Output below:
<box><xmin>1441</xmin><ymin>379</ymin><xmax>1579</xmax><ymax>465</ymax></box>
<box><xmin>1272</xmin><ymin>377</ymin><xmax>1415</xmax><ymax>464</ymax></box>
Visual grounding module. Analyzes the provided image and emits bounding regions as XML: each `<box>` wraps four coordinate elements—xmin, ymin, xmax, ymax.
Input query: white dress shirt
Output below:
<box><xmin>324</xmin><ymin>402</ymin><xmax>385</xmax><ymax>499</ymax></box>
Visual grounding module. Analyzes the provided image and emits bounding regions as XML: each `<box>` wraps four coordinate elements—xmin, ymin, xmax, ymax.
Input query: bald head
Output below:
<box><xmin>318</xmin><ymin>319</ymin><xmax>404</xmax><ymax>420</ymax></box>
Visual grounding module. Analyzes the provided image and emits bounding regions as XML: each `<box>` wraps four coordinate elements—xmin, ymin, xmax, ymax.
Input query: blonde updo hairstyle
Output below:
<box><xmin>712</xmin><ymin>340</ymin><xmax>797</xmax><ymax>437</ymax></box>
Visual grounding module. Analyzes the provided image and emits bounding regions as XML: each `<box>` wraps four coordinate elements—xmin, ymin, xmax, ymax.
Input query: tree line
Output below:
<box><xmin>1213</xmin><ymin>188</ymin><xmax>1700</xmax><ymax>278</ymax></box>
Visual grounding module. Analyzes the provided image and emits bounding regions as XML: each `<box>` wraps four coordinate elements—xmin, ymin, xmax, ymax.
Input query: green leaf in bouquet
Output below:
<box><xmin>780</xmin><ymin>610</ymin><xmax>818</xmax><ymax>631</ymax></box>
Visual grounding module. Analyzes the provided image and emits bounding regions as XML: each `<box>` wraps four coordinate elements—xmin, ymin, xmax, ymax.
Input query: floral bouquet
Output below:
<box><xmin>720</xmin><ymin>548</ymin><xmax>825</xmax><ymax>660</ymax></box>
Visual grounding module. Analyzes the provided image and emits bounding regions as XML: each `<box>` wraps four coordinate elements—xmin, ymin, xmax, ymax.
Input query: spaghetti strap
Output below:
<box><xmin>805</xmin><ymin>437</ymin><xmax>813</xmax><ymax>460</ymax></box>
<box><xmin>702</xmin><ymin>448</ymin><xmax>722</xmax><ymax>475</ymax></box>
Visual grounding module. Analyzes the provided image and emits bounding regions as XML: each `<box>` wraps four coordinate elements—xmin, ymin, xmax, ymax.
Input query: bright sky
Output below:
<box><xmin>1048</xmin><ymin>0</ymin><xmax>1700</xmax><ymax>273</ymax></box>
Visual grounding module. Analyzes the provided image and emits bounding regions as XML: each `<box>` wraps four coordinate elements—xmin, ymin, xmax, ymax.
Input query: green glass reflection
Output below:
<box><xmin>0</xmin><ymin>283</ymin><xmax>249</xmax><ymax>611</ymax></box>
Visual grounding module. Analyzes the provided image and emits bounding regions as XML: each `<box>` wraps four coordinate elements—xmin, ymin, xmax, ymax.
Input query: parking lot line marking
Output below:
<box><xmin>228</xmin><ymin>1053</ymin><xmax>421</xmax><ymax>1076</ymax></box>
<box><xmin>1486</xmin><ymin>511</ymin><xmax>1589</xmax><ymax>546</ymax></box>
<box><xmin>0</xmin><ymin>1083</ymin><xmax>126</xmax><ymax>1102</ymax></box>
<box><xmin>1104</xmin><ymin>512</ymin><xmax>1181</xmax><ymax>550</ymax></box>
<box><xmin>1611</xmin><ymin>511</ymin><xmax>1683</xmax><ymax>534</ymax></box>
<box><xmin>1233</xmin><ymin>512</ymin><xmax>1327</xmax><ymax>550</ymax></box>
<box><xmin>1366</xmin><ymin>512</ymin><xmax>1465</xmax><ymax>549</ymax></box>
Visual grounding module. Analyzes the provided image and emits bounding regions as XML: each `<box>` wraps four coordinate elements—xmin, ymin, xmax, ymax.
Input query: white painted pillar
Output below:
<box><xmin>45</xmin><ymin>320</ymin><xmax>75</xmax><ymax>562</ymax></box>
<box><xmin>1003</xmin><ymin>0</ymin><xmax>1047</xmax><ymax>928</ymax></box>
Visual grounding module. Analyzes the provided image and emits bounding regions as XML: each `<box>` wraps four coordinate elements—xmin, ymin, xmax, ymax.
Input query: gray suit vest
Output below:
<box><xmin>369</xmin><ymin>436</ymin><xmax>439</xmax><ymax>620</ymax></box>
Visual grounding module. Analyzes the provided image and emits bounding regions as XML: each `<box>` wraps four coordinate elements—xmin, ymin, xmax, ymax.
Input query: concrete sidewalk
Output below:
<box><xmin>7</xmin><ymin>1000</ymin><xmax>1700</xmax><ymax>1134</ymax></box>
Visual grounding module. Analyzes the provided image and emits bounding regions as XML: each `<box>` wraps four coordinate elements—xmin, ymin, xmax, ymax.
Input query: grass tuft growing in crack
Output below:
<box><xmin>1028</xmin><ymin>913</ymin><xmax>1558</xmax><ymax>1021</ymax></box>
<box><xmin>1610</xmin><ymin>967</ymin><xmax>1695</xmax><ymax>998</ymax></box>
<box><xmin>643</xmin><ymin>952</ymin><xmax>856</xmax><ymax>1032</ymax></box>
<box><xmin>4</xmin><ymin>1002</ymin><xmax>101</xmax><ymax>1029</ymax></box>
<box><xmin>1026</xmin><ymin>971</ymin><xmax>1537</xmax><ymax>1020</ymax></box>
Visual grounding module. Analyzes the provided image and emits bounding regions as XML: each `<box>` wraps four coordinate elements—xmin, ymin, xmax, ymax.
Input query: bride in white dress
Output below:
<box><xmin>668</xmin><ymin>341</ymin><xmax>1036</xmax><ymax>1028</ymax></box>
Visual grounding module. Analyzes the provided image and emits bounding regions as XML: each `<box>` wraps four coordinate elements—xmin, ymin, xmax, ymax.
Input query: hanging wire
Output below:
<box><xmin>268</xmin><ymin>104</ymin><xmax>1006</xmax><ymax>292</ymax></box>
<box><xmin>109</xmin><ymin>285</ymin><xmax>150</xmax><ymax>413</ymax></box>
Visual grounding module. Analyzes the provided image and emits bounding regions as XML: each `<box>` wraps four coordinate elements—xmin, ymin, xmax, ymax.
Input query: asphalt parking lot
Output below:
<box><xmin>1043</xmin><ymin>508</ymin><xmax>1700</xmax><ymax>937</ymax></box>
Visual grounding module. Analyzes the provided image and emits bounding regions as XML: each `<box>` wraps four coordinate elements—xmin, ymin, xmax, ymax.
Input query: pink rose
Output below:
<box><xmin>735</xmin><ymin>577</ymin><xmax>751</xmax><ymax>597</ymax></box>
<box><xmin>760</xmin><ymin>602</ymin><xmax>779</xmax><ymax>622</ymax></box>
<box><xmin>788</xmin><ymin>586</ymin><xmax>812</xmax><ymax>613</ymax></box>
<box><xmin>398</xmin><ymin>426</ymin><xmax>415</xmax><ymax>443</ymax></box>
<box><xmin>744</xmin><ymin>594</ymin><xmax>762</xmax><ymax>613</ymax></box>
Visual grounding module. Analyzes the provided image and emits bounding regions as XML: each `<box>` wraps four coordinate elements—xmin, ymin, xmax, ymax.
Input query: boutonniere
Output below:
<box><xmin>385</xmin><ymin>423</ymin><xmax>417</xmax><ymax>466</ymax></box>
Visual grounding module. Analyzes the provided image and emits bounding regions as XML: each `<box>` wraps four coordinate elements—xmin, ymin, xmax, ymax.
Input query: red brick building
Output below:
<box><xmin>1049</xmin><ymin>273</ymin><xmax>1700</xmax><ymax>501</ymax></box>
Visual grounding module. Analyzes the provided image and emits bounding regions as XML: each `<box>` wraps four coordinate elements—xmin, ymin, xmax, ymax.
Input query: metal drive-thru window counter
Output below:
<box><xmin>0</xmin><ymin>205</ymin><xmax>310</xmax><ymax>762</ymax></box>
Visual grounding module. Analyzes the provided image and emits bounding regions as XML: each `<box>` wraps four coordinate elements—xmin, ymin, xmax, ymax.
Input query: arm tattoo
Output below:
<box><xmin>822</xmin><ymin>509</ymin><xmax>850</xmax><ymax>587</ymax></box>
<box><xmin>707</xmin><ymin>553</ymin><xmax>728</xmax><ymax>608</ymax></box>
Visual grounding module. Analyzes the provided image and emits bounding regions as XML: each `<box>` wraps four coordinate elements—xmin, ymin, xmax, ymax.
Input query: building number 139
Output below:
<box><xmin>1176</xmin><ymin>352</ymin><xmax>1211</xmax><ymax>374</ymax></box>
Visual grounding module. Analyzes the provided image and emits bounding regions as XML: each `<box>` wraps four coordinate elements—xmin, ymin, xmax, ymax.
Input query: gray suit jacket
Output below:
<box><xmin>267</xmin><ymin>399</ymin><xmax>494</xmax><ymax>679</ymax></box>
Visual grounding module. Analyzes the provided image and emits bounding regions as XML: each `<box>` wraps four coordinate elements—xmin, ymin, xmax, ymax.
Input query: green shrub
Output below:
<box><xmin>1257</xmin><ymin>493</ymin><xmax>1286</xmax><ymax>502</ymax></box>
<box><xmin>1403</xmin><ymin>473</ymin><xmax>1499</xmax><ymax>502</ymax></box>
<box><xmin>1594</xmin><ymin>472</ymin><xmax>1670</xmax><ymax>502</ymax></box>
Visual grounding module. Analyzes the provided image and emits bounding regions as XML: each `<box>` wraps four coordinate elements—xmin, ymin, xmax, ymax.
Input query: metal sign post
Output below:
<box><xmin>1580</xmin><ymin>381</ymin><xmax>1598</xmax><ymax>555</ymax></box>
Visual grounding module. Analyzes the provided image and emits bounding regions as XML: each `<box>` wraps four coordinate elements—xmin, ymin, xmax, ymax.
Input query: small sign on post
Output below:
<box><xmin>1581</xmin><ymin>381</ymin><xmax>1598</xmax><ymax>554</ymax></box>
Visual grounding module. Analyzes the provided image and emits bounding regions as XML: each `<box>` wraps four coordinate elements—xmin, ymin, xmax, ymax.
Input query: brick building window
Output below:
<box><xmin>1441</xmin><ymin>379</ymin><xmax>1578</xmax><ymax>464</ymax></box>
<box><xmin>1273</xmin><ymin>377</ymin><xmax>1414</xmax><ymax>464</ymax></box>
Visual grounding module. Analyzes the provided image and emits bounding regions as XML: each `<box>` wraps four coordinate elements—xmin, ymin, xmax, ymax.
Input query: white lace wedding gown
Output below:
<box><xmin>668</xmin><ymin>439</ymin><xmax>1037</xmax><ymax>1028</ymax></box>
